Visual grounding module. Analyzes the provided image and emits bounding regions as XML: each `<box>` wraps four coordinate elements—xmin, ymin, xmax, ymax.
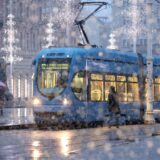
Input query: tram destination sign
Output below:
<box><xmin>41</xmin><ymin>63</ymin><xmax>69</xmax><ymax>70</ymax></box>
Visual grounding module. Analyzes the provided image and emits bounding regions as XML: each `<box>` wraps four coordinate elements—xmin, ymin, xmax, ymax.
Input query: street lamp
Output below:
<box><xmin>144</xmin><ymin>0</ymin><xmax>155</xmax><ymax>124</ymax></box>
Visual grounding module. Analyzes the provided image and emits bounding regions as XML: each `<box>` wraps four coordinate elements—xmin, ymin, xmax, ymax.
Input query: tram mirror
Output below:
<box><xmin>32</xmin><ymin>59</ymin><xmax>36</xmax><ymax>65</ymax></box>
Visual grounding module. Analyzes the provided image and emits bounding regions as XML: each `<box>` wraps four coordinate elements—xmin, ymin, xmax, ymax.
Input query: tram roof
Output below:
<box><xmin>33</xmin><ymin>47</ymin><xmax>137</xmax><ymax>63</ymax></box>
<box><xmin>33</xmin><ymin>47</ymin><xmax>160</xmax><ymax>65</ymax></box>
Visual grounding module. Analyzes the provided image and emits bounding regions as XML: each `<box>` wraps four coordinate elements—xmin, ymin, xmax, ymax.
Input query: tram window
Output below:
<box><xmin>116</xmin><ymin>75</ymin><xmax>127</xmax><ymax>102</ymax></box>
<box><xmin>105</xmin><ymin>82</ymin><xmax>116</xmax><ymax>101</ymax></box>
<box><xmin>127</xmin><ymin>83</ymin><xmax>139</xmax><ymax>102</ymax></box>
<box><xmin>154</xmin><ymin>84</ymin><xmax>160</xmax><ymax>101</ymax></box>
<box><xmin>127</xmin><ymin>76</ymin><xmax>139</xmax><ymax>102</ymax></box>
<box><xmin>37</xmin><ymin>59</ymin><xmax>70</xmax><ymax>98</ymax></box>
<box><xmin>71</xmin><ymin>72</ymin><xmax>87</xmax><ymax>101</ymax></box>
<box><xmin>105</xmin><ymin>75</ymin><xmax>116</xmax><ymax>101</ymax></box>
<box><xmin>154</xmin><ymin>77</ymin><xmax>160</xmax><ymax>101</ymax></box>
<box><xmin>105</xmin><ymin>75</ymin><xmax>115</xmax><ymax>81</ymax></box>
<box><xmin>117</xmin><ymin>76</ymin><xmax>126</xmax><ymax>81</ymax></box>
<box><xmin>90</xmin><ymin>81</ymin><xmax>104</xmax><ymax>101</ymax></box>
<box><xmin>91</xmin><ymin>74</ymin><xmax>103</xmax><ymax>80</ymax></box>
<box><xmin>90</xmin><ymin>73</ymin><xmax>104</xmax><ymax>101</ymax></box>
<box><xmin>128</xmin><ymin>76</ymin><xmax>138</xmax><ymax>82</ymax></box>
<box><xmin>40</xmin><ymin>69</ymin><xmax>67</xmax><ymax>89</ymax></box>
<box><xmin>155</xmin><ymin>77</ymin><xmax>160</xmax><ymax>83</ymax></box>
<box><xmin>144</xmin><ymin>78</ymin><xmax>155</xmax><ymax>99</ymax></box>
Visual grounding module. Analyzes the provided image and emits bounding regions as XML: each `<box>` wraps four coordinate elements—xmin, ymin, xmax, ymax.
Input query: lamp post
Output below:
<box><xmin>144</xmin><ymin>0</ymin><xmax>155</xmax><ymax>124</ymax></box>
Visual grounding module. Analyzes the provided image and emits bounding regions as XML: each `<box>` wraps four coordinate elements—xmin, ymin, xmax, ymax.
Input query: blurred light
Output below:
<box><xmin>31</xmin><ymin>141</ymin><xmax>42</xmax><ymax>160</ymax></box>
<box><xmin>32</xmin><ymin>141</ymin><xmax>40</xmax><ymax>147</ymax></box>
<box><xmin>18</xmin><ymin>108</ymin><xmax>20</xmax><ymax>117</ymax></box>
<box><xmin>60</xmin><ymin>133</ymin><xmax>71</xmax><ymax>156</ymax></box>
<box><xmin>32</xmin><ymin>149</ymin><xmax>41</xmax><ymax>160</ymax></box>
<box><xmin>33</xmin><ymin>98</ymin><xmax>41</xmax><ymax>106</ymax></box>
<box><xmin>63</xmin><ymin>98</ymin><xmax>70</xmax><ymax>105</ymax></box>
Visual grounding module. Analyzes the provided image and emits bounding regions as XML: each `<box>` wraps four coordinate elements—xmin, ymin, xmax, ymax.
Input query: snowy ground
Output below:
<box><xmin>74</xmin><ymin>135</ymin><xmax>160</xmax><ymax>160</ymax></box>
<box><xmin>0</xmin><ymin>108</ymin><xmax>34</xmax><ymax>126</ymax></box>
<box><xmin>1</xmin><ymin>108</ymin><xmax>160</xmax><ymax>159</ymax></box>
<box><xmin>0</xmin><ymin>127</ymin><xmax>160</xmax><ymax>160</ymax></box>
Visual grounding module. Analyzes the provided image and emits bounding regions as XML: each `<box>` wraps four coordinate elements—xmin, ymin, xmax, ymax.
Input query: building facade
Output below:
<box><xmin>111</xmin><ymin>0</ymin><xmax>160</xmax><ymax>54</ymax></box>
<box><xmin>0</xmin><ymin>0</ymin><xmax>79</xmax><ymax>104</ymax></box>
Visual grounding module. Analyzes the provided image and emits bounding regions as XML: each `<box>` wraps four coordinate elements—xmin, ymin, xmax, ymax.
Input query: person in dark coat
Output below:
<box><xmin>108</xmin><ymin>86</ymin><xmax>121</xmax><ymax>128</ymax></box>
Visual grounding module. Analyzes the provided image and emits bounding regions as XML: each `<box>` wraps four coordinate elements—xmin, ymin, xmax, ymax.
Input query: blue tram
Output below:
<box><xmin>32</xmin><ymin>47</ymin><xmax>160</xmax><ymax>127</ymax></box>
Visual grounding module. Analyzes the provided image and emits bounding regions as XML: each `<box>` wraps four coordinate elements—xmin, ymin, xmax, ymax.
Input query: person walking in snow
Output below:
<box><xmin>108</xmin><ymin>86</ymin><xmax>121</xmax><ymax>128</ymax></box>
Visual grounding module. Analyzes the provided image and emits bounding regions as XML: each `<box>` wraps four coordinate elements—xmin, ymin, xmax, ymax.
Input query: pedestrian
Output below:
<box><xmin>108</xmin><ymin>86</ymin><xmax>121</xmax><ymax>128</ymax></box>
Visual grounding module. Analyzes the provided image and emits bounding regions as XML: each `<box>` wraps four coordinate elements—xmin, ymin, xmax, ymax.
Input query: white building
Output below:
<box><xmin>0</xmin><ymin>0</ymin><xmax>79</xmax><ymax>104</ymax></box>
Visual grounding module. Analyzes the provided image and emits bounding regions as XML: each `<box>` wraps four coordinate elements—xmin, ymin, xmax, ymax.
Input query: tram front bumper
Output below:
<box><xmin>33</xmin><ymin>106</ymin><xmax>75</xmax><ymax>125</ymax></box>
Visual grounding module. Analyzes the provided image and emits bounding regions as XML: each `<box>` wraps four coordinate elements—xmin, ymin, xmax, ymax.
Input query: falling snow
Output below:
<box><xmin>0</xmin><ymin>1</ymin><xmax>160</xmax><ymax>160</ymax></box>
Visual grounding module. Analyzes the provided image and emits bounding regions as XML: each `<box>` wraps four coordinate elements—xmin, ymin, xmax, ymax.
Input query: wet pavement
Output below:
<box><xmin>0</xmin><ymin>126</ymin><xmax>160</xmax><ymax>160</ymax></box>
<box><xmin>1</xmin><ymin>108</ymin><xmax>160</xmax><ymax>159</ymax></box>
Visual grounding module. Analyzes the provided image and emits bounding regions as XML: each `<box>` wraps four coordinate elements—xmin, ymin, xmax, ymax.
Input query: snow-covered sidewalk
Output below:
<box><xmin>0</xmin><ymin>108</ymin><xmax>35</xmax><ymax>129</ymax></box>
<box><xmin>1</xmin><ymin>124</ymin><xmax>160</xmax><ymax>160</ymax></box>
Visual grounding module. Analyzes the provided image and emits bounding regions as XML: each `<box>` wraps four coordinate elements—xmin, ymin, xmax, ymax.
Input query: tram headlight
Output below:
<box><xmin>63</xmin><ymin>98</ymin><xmax>71</xmax><ymax>106</ymax></box>
<box><xmin>33</xmin><ymin>98</ymin><xmax>41</xmax><ymax>106</ymax></box>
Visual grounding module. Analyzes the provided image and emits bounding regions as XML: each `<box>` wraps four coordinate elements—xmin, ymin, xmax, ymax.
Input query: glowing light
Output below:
<box><xmin>60</xmin><ymin>133</ymin><xmax>71</xmax><ymax>156</ymax></box>
<box><xmin>44</xmin><ymin>18</ymin><xmax>56</xmax><ymax>48</ymax></box>
<box><xmin>63</xmin><ymin>98</ymin><xmax>70</xmax><ymax>105</ymax></box>
<box><xmin>107</xmin><ymin>33</ymin><xmax>118</xmax><ymax>49</ymax></box>
<box><xmin>63</xmin><ymin>98</ymin><xmax>68</xmax><ymax>105</ymax></box>
<box><xmin>33</xmin><ymin>98</ymin><xmax>41</xmax><ymax>106</ymax></box>
<box><xmin>18</xmin><ymin>108</ymin><xmax>20</xmax><ymax>117</ymax></box>
<box><xmin>25</xmin><ymin>77</ymin><xmax>28</xmax><ymax>98</ymax></box>
<box><xmin>2</xmin><ymin>13</ymin><xmax>22</xmax><ymax>67</ymax></box>
<box><xmin>1</xmin><ymin>0</ymin><xmax>23</xmax><ymax>95</ymax></box>
<box><xmin>31</xmin><ymin>140</ymin><xmax>42</xmax><ymax>160</ymax></box>
<box><xmin>32</xmin><ymin>149</ymin><xmax>41</xmax><ymax>160</ymax></box>
<box><xmin>32</xmin><ymin>141</ymin><xmax>40</xmax><ymax>147</ymax></box>
<box><xmin>2</xmin><ymin>55</ymin><xmax>23</xmax><ymax>64</ymax></box>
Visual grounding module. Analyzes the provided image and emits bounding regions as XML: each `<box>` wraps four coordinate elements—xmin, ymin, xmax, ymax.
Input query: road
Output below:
<box><xmin>0</xmin><ymin>127</ymin><xmax>160</xmax><ymax>160</ymax></box>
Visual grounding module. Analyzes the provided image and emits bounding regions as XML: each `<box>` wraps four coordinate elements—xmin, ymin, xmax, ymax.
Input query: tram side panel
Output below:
<box><xmin>70</xmin><ymin>58</ymin><xmax>141</xmax><ymax>123</ymax></box>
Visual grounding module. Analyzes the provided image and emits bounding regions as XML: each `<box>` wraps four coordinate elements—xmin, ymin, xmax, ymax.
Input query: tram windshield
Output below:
<box><xmin>37</xmin><ymin>58</ymin><xmax>71</xmax><ymax>98</ymax></box>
